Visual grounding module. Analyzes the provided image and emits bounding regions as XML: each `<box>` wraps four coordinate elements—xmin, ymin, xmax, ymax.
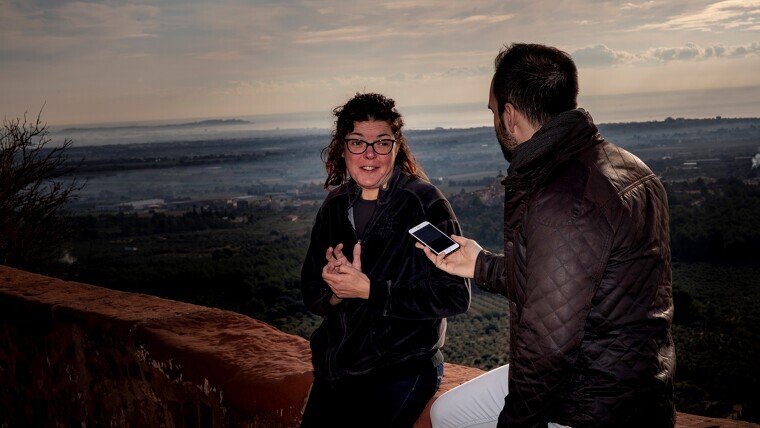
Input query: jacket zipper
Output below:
<box><xmin>326</xmin><ymin>202</ymin><xmax>365</xmax><ymax>379</ymax></box>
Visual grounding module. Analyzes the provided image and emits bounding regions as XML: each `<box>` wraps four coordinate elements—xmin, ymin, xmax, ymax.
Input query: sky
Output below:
<box><xmin>1</xmin><ymin>0</ymin><xmax>759</xmax><ymax>127</ymax></box>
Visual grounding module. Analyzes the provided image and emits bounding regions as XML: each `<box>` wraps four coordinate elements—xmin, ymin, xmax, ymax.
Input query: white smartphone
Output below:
<box><xmin>408</xmin><ymin>221</ymin><xmax>460</xmax><ymax>256</ymax></box>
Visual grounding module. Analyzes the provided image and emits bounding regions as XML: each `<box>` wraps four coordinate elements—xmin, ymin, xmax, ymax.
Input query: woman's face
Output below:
<box><xmin>343</xmin><ymin>120</ymin><xmax>399</xmax><ymax>200</ymax></box>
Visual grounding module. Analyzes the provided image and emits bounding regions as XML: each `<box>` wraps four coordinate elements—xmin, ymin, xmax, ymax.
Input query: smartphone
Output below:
<box><xmin>409</xmin><ymin>221</ymin><xmax>460</xmax><ymax>256</ymax></box>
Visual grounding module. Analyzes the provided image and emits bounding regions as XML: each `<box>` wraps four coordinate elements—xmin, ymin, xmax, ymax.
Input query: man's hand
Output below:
<box><xmin>416</xmin><ymin>234</ymin><xmax>482</xmax><ymax>279</ymax></box>
<box><xmin>322</xmin><ymin>242</ymin><xmax>370</xmax><ymax>301</ymax></box>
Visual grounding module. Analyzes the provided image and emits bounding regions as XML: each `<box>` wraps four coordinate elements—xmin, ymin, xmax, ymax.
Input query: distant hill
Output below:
<box><xmin>61</xmin><ymin>119</ymin><xmax>253</xmax><ymax>133</ymax></box>
<box><xmin>599</xmin><ymin>115</ymin><xmax>759</xmax><ymax>130</ymax></box>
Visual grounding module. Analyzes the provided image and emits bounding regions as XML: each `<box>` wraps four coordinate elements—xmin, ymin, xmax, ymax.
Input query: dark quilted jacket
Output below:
<box><xmin>474</xmin><ymin>110</ymin><xmax>676</xmax><ymax>427</ymax></box>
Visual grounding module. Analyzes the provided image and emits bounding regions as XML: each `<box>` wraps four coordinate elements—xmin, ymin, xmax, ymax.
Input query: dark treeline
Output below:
<box><xmin>449</xmin><ymin>176</ymin><xmax>760</xmax><ymax>262</ymax></box>
<box><xmin>59</xmin><ymin>209</ymin><xmax>310</xmax><ymax>321</ymax></box>
<box><xmin>669</xmin><ymin>178</ymin><xmax>760</xmax><ymax>262</ymax></box>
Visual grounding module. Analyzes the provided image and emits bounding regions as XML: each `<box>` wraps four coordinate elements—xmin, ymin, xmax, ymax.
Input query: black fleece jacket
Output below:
<box><xmin>301</xmin><ymin>168</ymin><xmax>471</xmax><ymax>381</ymax></box>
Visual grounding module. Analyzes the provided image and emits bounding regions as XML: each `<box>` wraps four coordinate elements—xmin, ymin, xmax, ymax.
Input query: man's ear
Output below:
<box><xmin>502</xmin><ymin>103</ymin><xmax>516</xmax><ymax>133</ymax></box>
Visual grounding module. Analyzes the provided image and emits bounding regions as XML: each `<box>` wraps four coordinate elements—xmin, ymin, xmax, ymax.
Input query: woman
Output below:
<box><xmin>300</xmin><ymin>93</ymin><xmax>471</xmax><ymax>427</ymax></box>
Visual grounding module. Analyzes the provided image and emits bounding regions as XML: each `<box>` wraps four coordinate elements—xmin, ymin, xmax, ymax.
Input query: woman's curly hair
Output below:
<box><xmin>321</xmin><ymin>92</ymin><xmax>427</xmax><ymax>189</ymax></box>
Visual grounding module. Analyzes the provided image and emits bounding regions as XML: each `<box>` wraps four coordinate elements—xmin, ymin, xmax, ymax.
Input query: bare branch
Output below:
<box><xmin>0</xmin><ymin>108</ymin><xmax>84</xmax><ymax>267</ymax></box>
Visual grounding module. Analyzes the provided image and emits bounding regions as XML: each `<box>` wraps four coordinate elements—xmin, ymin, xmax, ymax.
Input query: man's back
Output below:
<box><xmin>501</xmin><ymin>120</ymin><xmax>675</xmax><ymax>426</ymax></box>
<box><xmin>426</xmin><ymin>43</ymin><xmax>675</xmax><ymax>428</ymax></box>
<box><xmin>552</xmin><ymin>139</ymin><xmax>675</xmax><ymax>426</ymax></box>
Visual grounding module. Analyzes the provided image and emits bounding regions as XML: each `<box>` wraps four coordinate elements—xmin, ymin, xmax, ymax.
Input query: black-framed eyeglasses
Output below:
<box><xmin>344</xmin><ymin>138</ymin><xmax>396</xmax><ymax>155</ymax></box>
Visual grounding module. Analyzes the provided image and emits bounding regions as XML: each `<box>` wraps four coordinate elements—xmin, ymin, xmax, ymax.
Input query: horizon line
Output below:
<box><xmin>43</xmin><ymin>85</ymin><xmax>760</xmax><ymax>130</ymax></box>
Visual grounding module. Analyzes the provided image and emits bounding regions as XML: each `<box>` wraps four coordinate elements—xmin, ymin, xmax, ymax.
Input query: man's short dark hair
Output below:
<box><xmin>493</xmin><ymin>43</ymin><xmax>579</xmax><ymax>128</ymax></box>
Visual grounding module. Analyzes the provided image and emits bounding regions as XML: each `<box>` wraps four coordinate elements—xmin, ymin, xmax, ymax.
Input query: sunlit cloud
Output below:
<box><xmin>622</xmin><ymin>1</ymin><xmax>658</xmax><ymax>10</ymax></box>
<box><xmin>441</xmin><ymin>66</ymin><xmax>491</xmax><ymax>77</ymax></box>
<box><xmin>398</xmin><ymin>50</ymin><xmax>494</xmax><ymax>61</ymax></box>
<box><xmin>425</xmin><ymin>14</ymin><xmax>515</xmax><ymax>26</ymax></box>
<box><xmin>292</xmin><ymin>10</ymin><xmax>512</xmax><ymax>45</ymax></box>
<box><xmin>639</xmin><ymin>0</ymin><xmax>760</xmax><ymax>32</ymax></box>
<box><xmin>196</xmin><ymin>50</ymin><xmax>246</xmax><ymax>61</ymax></box>
<box><xmin>382</xmin><ymin>0</ymin><xmax>442</xmax><ymax>10</ymax></box>
<box><xmin>293</xmin><ymin>26</ymin><xmax>396</xmax><ymax>44</ymax></box>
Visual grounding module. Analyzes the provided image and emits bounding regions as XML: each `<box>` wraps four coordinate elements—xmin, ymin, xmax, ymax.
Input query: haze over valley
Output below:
<box><xmin>60</xmin><ymin>116</ymin><xmax>760</xmax><ymax>211</ymax></box>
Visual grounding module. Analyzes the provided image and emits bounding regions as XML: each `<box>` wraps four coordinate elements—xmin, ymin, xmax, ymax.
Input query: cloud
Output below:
<box><xmin>295</xmin><ymin>26</ymin><xmax>366</xmax><ymax>44</ymax></box>
<box><xmin>648</xmin><ymin>42</ymin><xmax>704</xmax><ymax>61</ymax></box>
<box><xmin>291</xmin><ymin>9</ymin><xmax>513</xmax><ymax>45</ymax></box>
<box><xmin>621</xmin><ymin>1</ymin><xmax>658</xmax><ymax>10</ymax></box>
<box><xmin>572</xmin><ymin>45</ymin><xmax>637</xmax><ymax>67</ymax></box>
<box><xmin>425</xmin><ymin>14</ymin><xmax>515</xmax><ymax>27</ymax></box>
<box><xmin>646</xmin><ymin>42</ymin><xmax>760</xmax><ymax>61</ymax></box>
<box><xmin>382</xmin><ymin>0</ymin><xmax>444</xmax><ymax>10</ymax></box>
<box><xmin>638</xmin><ymin>0</ymin><xmax>760</xmax><ymax>32</ymax></box>
<box><xmin>386</xmin><ymin>73</ymin><xmax>406</xmax><ymax>82</ymax></box>
<box><xmin>293</xmin><ymin>26</ymin><xmax>396</xmax><ymax>44</ymax></box>
<box><xmin>54</xmin><ymin>2</ymin><xmax>161</xmax><ymax>39</ymax></box>
<box><xmin>367</xmin><ymin>66</ymin><xmax>491</xmax><ymax>84</ymax></box>
<box><xmin>0</xmin><ymin>1</ymin><xmax>161</xmax><ymax>60</ymax></box>
<box><xmin>2</xmin><ymin>0</ymin><xmax>758</xmax><ymax>125</ymax></box>
<box><xmin>572</xmin><ymin>42</ymin><xmax>760</xmax><ymax>67</ymax></box>
<box><xmin>441</xmin><ymin>66</ymin><xmax>491</xmax><ymax>77</ymax></box>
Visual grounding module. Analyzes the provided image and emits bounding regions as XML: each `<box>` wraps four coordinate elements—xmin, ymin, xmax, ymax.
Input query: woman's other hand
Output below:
<box><xmin>322</xmin><ymin>242</ymin><xmax>370</xmax><ymax>300</ymax></box>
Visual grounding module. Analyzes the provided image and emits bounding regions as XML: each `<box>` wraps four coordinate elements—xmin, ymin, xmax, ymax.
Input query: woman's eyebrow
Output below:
<box><xmin>347</xmin><ymin>132</ymin><xmax>392</xmax><ymax>139</ymax></box>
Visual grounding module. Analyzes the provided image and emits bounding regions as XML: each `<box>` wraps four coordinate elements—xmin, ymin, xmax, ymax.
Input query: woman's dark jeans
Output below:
<box><xmin>301</xmin><ymin>363</ymin><xmax>443</xmax><ymax>428</ymax></box>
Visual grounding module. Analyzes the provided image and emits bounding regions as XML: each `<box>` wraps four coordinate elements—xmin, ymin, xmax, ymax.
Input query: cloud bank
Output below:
<box><xmin>0</xmin><ymin>0</ymin><xmax>758</xmax><ymax>125</ymax></box>
<box><xmin>572</xmin><ymin>42</ymin><xmax>760</xmax><ymax>67</ymax></box>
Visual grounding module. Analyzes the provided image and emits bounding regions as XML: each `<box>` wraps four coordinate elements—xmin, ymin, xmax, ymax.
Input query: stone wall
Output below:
<box><xmin>0</xmin><ymin>265</ymin><xmax>756</xmax><ymax>427</ymax></box>
<box><xmin>0</xmin><ymin>265</ymin><xmax>313</xmax><ymax>427</ymax></box>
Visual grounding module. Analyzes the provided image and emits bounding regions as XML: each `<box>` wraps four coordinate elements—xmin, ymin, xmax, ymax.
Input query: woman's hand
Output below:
<box><xmin>322</xmin><ymin>242</ymin><xmax>371</xmax><ymax>300</ymax></box>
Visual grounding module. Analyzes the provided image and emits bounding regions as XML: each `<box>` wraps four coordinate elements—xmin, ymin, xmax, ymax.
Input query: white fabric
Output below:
<box><xmin>430</xmin><ymin>364</ymin><xmax>571</xmax><ymax>428</ymax></box>
<box><xmin>431</xmin><ymin>364</ymin><xmax>509</xmax><ymax>428</ymax></box>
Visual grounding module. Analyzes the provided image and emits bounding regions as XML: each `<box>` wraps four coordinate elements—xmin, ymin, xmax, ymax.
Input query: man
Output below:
<box><xmin>418</xmin><ymin>43</ymin><xmax>675</xmax><ymax>427</ymax></box>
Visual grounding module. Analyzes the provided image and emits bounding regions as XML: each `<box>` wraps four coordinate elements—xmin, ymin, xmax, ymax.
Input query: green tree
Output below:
<box><xmin>0</xmin><ymin>111</ymin><xmax>83</xmax><ymax>268</ymax></box>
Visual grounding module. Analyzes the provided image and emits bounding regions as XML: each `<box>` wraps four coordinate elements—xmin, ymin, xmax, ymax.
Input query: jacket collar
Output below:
<box><xmin>504</xmin><ymin>109</ymin><xmax>600</xmax><ymax>184</ymax></box>
<box><xmin>346</xmin><ymin>166</ymin><xmax>406</xmax><ymax>206</ymax></box>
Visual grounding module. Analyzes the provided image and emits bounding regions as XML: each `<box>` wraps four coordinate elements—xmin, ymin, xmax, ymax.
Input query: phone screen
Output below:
<box><xmin>410</xmin><ymin>222</ymin><xmax>459</xmax><ymax>255</ymax></box>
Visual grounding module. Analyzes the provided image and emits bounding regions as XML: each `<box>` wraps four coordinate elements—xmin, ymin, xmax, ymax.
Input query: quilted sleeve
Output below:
<box><xmin>474</xmin><ymin>250</ymin><xmax>507</xmax><ymax>296</ymax></box>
